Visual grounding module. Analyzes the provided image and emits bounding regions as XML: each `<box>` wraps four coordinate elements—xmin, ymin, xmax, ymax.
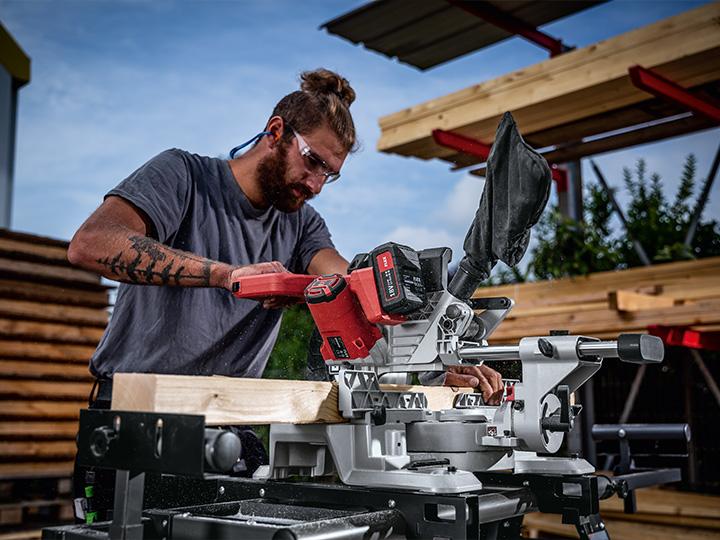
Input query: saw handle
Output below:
<box><xmin>231</xmin><ymin>273</ymin><xmax>318</xmax><ymax>300</ymax></box>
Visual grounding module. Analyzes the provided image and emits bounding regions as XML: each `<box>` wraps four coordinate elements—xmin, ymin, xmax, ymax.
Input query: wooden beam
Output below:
<box><xmin>609</xmin><ymin>290</ymin><xmax>676</xmax><ymax>312</ymax></box>
<box><xmin>0</xmin><ymin>360</ymin><xmax>92</xmax><ymax>380</ymax></box>
<box><xmin>0</xmin><ymin>279</ymin><xmax>110</xmax><ymax>308</ymax></box>
<box><xmin>0</xmin><ymin>341</ymin><xmax>96</xmax><ymax>363</ymax></box>
<box><xmin>0</xmin><ymin>380</ymin><xmax>92</xmax><ymax>400</ymax></box>
<box><xmin>0</xmin><ymin>441</ymin><xmax>77</xmax><ymax>459</ymax></box>
<box><xmin>111</xmin><ymin>373</ymin><xmax>473</xmax><ymax>426</ymax></box>
<box><xmin>0</xmin><ymin>319</ymin><xmax>105</xmax><ymax>344</ymax></box>
<box><xmin>0</xmin><ymin>238</ymin><xmax>71</xmax><ymax>266</ymax></box>
<box><xmin>0</xmin><ymin>421</ymin><xmax>79</xmax><ymax>438</ymax></box>
<box><xmin>0</xmin><ymin>400</ymin><xmax>84</xmax><ymax>419</ymax></box>
<box><xmin>0</xmin><ymin>298</ymin><xmax>107</xmax><ymax>327</ymax></box>
<box><xmin>0</xmin><ymin>461</ymin><xmax>75</xmax><ymax>479</ymax></box>
<box><xmin>0</xmin><ymin>258</ymin><xmax>101</xmax><ymax>287</ymax></box>
<box><xmin>377</xmin><ymin>3</ymin><xmax>720</xmax><ymax>159</ymax></box>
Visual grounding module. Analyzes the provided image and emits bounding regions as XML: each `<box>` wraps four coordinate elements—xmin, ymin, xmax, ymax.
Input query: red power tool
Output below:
<box><xmin>231</xmin><ymin>243</ymin><xmax>432</xmax><ymax>362</ymax></box>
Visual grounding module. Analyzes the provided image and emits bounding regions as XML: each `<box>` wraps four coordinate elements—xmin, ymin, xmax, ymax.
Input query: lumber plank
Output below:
<box><xmin>0</xmin><ymin>380</ymin><xmax>92</xmax><ymax>400</ymax></box>
<box><xmin>600</xmin><ymin>487</ymin><xmax>720</xmax><ymax>520</ymax></box>
<box><xmin>0</xmin><ymin>341</ymin><xmax>96</xmax><ymax>363</ymax></box>
<box><xmin>0</xmin><ymin>229</ymin><xmax>69</xmax><ymax>249</ymax></box>
<box><xmin>0</xmin><ymin>401</ymin><xmax>84</xmax><ymax>419</ymax></box>
<box><xmin>0</xmin><ymin>298</ymin><xmax>107</xmax><ymax>327</ymax></box>
<box><xmin>609</xmin><ymin>290</ymin><xmax>676</xmax><ymax>312</ymax></box>
<box><xmin>0</xmin><ymin>460</ymin><xmax>75</xmax><ymax>479</ymax></box>
<box><xmin>0</xmin><ymin>238</ymin><xmax>70</xmax><ymax>266</ymax></box>
<box><xmin>0</xmin><ymin>279</ymin><xmax>110</xmax><ymax>307</ymax></box>
<box><xmin>522</xmin><ymin>511</ymin><xmax>720</xmax><ymax>540</ymax></box>
<box><xmin>0</xmin><ymin>441</ymin><xmax>76</xmax><ymax>458</ymax></box>
<box><xmin>0</xmin><ymin>421</ymin><xmax>79</xmax><ymax>438</ymax></box>
<box><xmin>378</xmin><ymin>3</ymin><xmax>720</xmax><ymax>157</ymax></box>
<box><xmin>488</xmin><ymin>299</ymin><xmax>720</xmax><ymax>344</ymax></box>
<box><xmin>0</xmin><ymin>319</ymin><xmax>104</xmax><ymax>344</ymax></box>
<box><xmin>0</xmin><ymin>258</ymin><xmax>100</xmax><ymax>287</ymax></box>
<box><xmin>111</xmin><ymin>373</ymin><xmax>473</xmax><ymax>425</ymax></box>
<box><xmin>0</xmin><ymin>359</ymin><xmax>92</xmax><ymax>380</ymax></box>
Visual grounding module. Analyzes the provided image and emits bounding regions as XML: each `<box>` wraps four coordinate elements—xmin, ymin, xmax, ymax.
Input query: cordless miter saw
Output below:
<box><xmin>51</xmin><ymin>113</ymin><xmax>684</xmax><ymax>540</ymax></box>
<box><xmin>230</xmin><ymin>112</ymin><xmax>666</xmax><ymax>495</ymax></box>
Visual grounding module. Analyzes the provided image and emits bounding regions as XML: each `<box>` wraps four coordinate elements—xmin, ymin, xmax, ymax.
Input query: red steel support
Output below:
<box><xmin>648</xmin><ymin>325</ymin><xmax>720</xmax><ymax>352</ymax></box>
<box><xmin>629</xmin><ymin>65</ymin><xmax>720</xmax><ymax>124</ymax></box>
<box><xmin>432</xmin><ymin>128</ymin><xmax>568</xmax><ymax>188</ymax></box>
<box><xmin>446</xmin><ymin>0</ymin><xmax>569</xmax><ymax>57</ymax></box>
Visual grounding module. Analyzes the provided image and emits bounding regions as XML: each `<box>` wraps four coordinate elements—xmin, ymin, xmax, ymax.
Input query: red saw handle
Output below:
<box><xmin>231</xmin><ymin>273</ymin><xmax>318</xmax><ymax>299</ymax></box>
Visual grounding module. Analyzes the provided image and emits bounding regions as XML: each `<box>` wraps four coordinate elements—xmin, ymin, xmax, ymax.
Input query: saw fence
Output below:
<box><xmin>0</xmin><ymin>229</ymin><xmax>109</xmax><ymax>532</ymax></box>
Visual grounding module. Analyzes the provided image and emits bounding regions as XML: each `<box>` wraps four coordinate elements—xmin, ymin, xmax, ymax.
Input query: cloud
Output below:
<box><xmin>382</xmin><ymin>225</ymin><xmax>455</xmax><ymax>252</ymax></box>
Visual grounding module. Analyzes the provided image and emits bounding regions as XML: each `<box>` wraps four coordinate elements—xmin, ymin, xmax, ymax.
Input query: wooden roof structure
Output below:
<box><xmin>321</xmin><ymin>0</ymin><xmax>605</xmax><ymax>70</ymax></box>
<box><xmin>376</xmin><ymin>2</ymin><xmax>720</xmax><ymax>171</ymax></box>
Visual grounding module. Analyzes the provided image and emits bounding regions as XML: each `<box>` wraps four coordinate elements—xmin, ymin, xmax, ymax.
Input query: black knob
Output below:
<box><xmin>89</xmin><ymin>426</ymin><xmax>117</xmax><ymax>458</ymax></box>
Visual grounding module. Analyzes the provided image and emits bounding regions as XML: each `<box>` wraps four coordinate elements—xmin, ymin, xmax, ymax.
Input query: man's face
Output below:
<box><xmin>258</xmin><ymin>124</ymin><xmax>347</xmax><ymax>213</ymax></box>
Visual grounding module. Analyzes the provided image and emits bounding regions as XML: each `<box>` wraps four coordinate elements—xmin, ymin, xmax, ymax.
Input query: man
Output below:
<box><xmin>69</xmin><ymin>68</ymin><xmax>502</xmax><ymax>444</ymax></box>
<box><xmin>68</xmin><ymin>68</ymin><xmax>503</xmax><ymax>520</ymax></box>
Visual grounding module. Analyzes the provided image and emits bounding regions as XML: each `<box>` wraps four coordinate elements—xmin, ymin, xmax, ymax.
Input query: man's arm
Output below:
<box><xmin>307</xmin><ymin>247</ymin><xmax>349</xmax><ymax>275</ymax></box>
<box><xmin>68</xmin><ymin>196</ymin><xmax>283</xmax><ymax>291</ymax></box>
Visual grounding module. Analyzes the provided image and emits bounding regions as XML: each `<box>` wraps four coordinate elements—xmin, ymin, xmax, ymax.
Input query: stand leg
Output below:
<box><xmin>109</xmin><ymin>469</ymin><xmax>145</xmax><ymax>540</ymax></box>
<box><xmin>575</xmin><ymin>513</ymin><xmax>610</xmax><ymax>540</ymax></box>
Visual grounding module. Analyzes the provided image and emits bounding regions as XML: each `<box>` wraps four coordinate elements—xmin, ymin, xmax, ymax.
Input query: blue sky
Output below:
<box><xmin>2</xmin><ymin>0</ymin><xmax>718</xmax><ymax>272</ymax></box>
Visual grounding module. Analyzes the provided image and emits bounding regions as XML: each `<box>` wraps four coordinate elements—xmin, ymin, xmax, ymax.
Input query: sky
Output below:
<box><xmin>2</xmin><ymin>0</ymin><xmax>718</xmax><ymax>274</ymax></box>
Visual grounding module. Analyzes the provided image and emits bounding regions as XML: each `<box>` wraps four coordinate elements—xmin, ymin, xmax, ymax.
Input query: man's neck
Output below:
<box><xmin>227</xmin><ymin>147</ymin><xmax>268</xmax><ymax>209</ymax></box>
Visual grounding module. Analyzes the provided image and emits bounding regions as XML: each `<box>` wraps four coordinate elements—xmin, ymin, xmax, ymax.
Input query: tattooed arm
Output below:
<box><xmin>68</xmin><ymin>196</ymin><xmax>284</xmax><ymax>290</ymax></box>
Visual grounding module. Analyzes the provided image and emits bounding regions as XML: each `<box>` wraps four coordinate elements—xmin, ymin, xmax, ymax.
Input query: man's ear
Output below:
<box><xmin>266</xmin><ymin>116</ymin><xmax>285</xmax><ymax>146</ymax></box>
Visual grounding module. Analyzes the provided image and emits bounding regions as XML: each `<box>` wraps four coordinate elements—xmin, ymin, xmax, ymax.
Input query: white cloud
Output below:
<box><xmin>382</xmin><ymin>225</ymin><xmax>455</xmax><ymax>252</ymax></box>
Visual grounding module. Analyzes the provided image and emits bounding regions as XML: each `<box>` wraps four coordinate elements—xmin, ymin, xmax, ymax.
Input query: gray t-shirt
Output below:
<box><xmin>90</xmin><ymin>148</ymin><xmax>334</xmax><ymax>379</ymax></box>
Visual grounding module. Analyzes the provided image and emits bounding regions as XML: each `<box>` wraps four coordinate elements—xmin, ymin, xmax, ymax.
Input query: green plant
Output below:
<box><xmin>263</xmin><ymin>304</ymin><xmax>315</xmax><ymax>380</ymax></box>
<box><xmin>529</xmin><ymin>155</ymin><xmax>720</xmax><ymax>280</ymax></box>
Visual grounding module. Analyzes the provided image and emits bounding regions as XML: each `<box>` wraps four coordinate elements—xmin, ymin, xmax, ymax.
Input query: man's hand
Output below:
<box><xmin>444</xmin><ymin>365</ymin><xmax>504</xmax><ymax>405</ymax></box>
<box><xmin>225</xmin><ymin>261</ymin><xmax>296</xmax><ymax>309</ymax></box>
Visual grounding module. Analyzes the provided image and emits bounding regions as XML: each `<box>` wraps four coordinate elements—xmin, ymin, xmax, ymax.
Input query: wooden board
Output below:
<box><xmin>0</xmin><ymin>360</ymin><xmax>92</xmax><ymax>380</ymax></box>
<box><xmin>0</xmin><ymin>341</ymin><xmax>97</xmax><ymax>363</ymax></box>
<box><xmin>0</xmin><ymin>421</ymin><xmax>79</xmax><ymax>438</ymax></box>
<box><xmin>0</xmin><ymin>279</ymin><xmax>110</xmax><ymax>308</ymax></box>
<box><xmin>0</xmin><ymin>380</ymin><xmax>92</xmax><ymax>400</ymax></box>
<box><xmin>0</xmin><ymin>401</ymin><xmax>84</xmax><ymax>419</ymax></box>
<box><xmin>0</xmin><ymin>258</ymin><xmax>100</xmax><ymax>287</ymax></box>
<box><xmin>0</xmin><ymin>461</ymin><xmax>75</xmax><ymax>479</ymax></box>
<box><xmin>111</xmin><ymin>373</ymin><xmax>473</xmax><ymax>425</ymax></box>
<box><xmin>0</xmin><ymin>319</ymin><xmax>105</xmax><ymax>344</ymax></box>
<box><xmin>0</xmin><ymin>298</ymin><xmax>108</xmax><ymax>327</ymax></box>
<box><xmin>523</xmin><ymin>511</ymin><xmax>720</xmax><ymax>540</ymax></box>
<box><xmin>609</xmin><ymin>290</ymin><xmax>676</xmax><ymax>312</ymax></box>
<box><xmin>377</xmin><ymin>3</ymin><xmax>720</xmax><ymax>162</ymax></box>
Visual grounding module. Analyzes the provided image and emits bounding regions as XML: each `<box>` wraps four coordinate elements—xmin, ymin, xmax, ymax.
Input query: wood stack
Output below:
<box><xmin>0</xmin><ymin>229</ymin><xmax>110</xmax><ymax>531</ymax></box>
<box><xmin>474</xmin><ymin>257</ymin><xmax>720</xmax><ymax>344</ymax></box>
<box><xmin>523</xmin><ymin>486</ymin><xmax>720</xmax><ymax>539</ymax></box>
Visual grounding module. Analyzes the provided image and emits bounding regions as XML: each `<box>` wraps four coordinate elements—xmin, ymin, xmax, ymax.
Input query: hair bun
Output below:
<box><xmin>300</xmin><ymin>69</ymin><xmax>355</xmax><ymax>108</ymax></box>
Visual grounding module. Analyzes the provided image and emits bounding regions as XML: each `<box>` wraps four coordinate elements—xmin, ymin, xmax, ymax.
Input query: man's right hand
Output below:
<box><xmin>224</xmin><ymin>261</ymin><xmax>294</xmax><ymax>309</ymax></box>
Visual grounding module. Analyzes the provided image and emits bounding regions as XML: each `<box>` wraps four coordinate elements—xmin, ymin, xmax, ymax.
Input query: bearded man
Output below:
<box><xmin>68</xmin><ymin>67</ymin><xmax>503</xmax><ymax>426</ymax></box>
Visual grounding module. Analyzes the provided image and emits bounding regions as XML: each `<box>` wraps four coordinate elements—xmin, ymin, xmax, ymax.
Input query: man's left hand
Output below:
<box><xmin>444</xmin><ymin>365</ymin><xmax>504</xmax><ymax>405</ymax></box>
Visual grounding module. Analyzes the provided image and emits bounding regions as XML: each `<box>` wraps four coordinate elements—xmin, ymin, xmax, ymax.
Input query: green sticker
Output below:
<box><xmin>86</xmin><ymin>511</ymin><xmax>97</xmax><ymax>524</ymax></box>
<box><xmin>84</xmin><ymin>485</ymin><xmax>94</xmax><ymax>498</ymax></box>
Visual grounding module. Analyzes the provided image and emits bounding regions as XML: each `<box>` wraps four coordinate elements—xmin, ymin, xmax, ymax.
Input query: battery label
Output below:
<box><xmin>375</xmin><ymin>251</ymin><xmax>399</xmax><ymax>301</ymax></box>
<box><xmin>327</xmin><ymin>336</ymin><xmax>350</xmax><ymax>359</ymax></box>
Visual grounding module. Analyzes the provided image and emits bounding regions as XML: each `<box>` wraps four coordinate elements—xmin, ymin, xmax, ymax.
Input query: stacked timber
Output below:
<box><xmin>0</xmin><ymin>229</ymin><xmax>109</xmax><ymax>531</ymax></box>
<box><xmin>523</xmin><ymin>486</ymin><xmax>720</xmax><ymax>539</ymax></box>
<box><xmin>475</xmin><ymin>257</ymin><xmax>720</xmax><ymax>344</ymax></box>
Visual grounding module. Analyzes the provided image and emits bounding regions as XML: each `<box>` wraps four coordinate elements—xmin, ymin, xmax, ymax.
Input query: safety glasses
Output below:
<box><xmin>292</xmin><ymin>130</ymin><xmax>341</xmax><ymax>184</ymax></box>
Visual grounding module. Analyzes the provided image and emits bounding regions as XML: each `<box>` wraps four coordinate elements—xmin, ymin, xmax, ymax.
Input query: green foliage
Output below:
<box><xmin>529</xmin><ymin>154</ymin><xmax>720</xmax><ymax>280</ymax></box>
<box><xmin>263</xmin><ymin>304</ymin><xmax>315</xmax><ymax>380</ymax></box>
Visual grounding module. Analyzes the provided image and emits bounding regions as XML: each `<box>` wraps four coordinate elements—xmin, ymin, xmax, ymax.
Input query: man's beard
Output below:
<box><xmin>256</xmin><ymin>142</ymin><xmax>314</xmax><ymax>213</ymax></box>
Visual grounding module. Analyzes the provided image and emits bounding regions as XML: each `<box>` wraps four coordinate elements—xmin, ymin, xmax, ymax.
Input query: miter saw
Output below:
<box><xmin>45</xmin><ymin>113</ymin><xmax>687</xmax><ymax>540</ymax></box>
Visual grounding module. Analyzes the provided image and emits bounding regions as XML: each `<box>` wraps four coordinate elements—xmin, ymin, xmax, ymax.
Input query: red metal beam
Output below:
<box><xmin>629</xmin><ymin>65</ymin><xmax>720</xmax><ymax>124</ymax></box>
<box><xmin>648</xmin><ymin>325</ymin><xmax>720</xmax><ymax>352</ymax></box>
<box><xmin>446</xmin><ymin>0</ymin><xmax>569</xmax><ymax>57</ymax></box>
<box><xmin>432</xmin><ymin>129</ymin><xmax>492</xmax><ymax>160</ymax></box>
<box><xmin>432</xmin><ymin>128</ymin><xmax>568</xmax><ymax>189</ymax></box>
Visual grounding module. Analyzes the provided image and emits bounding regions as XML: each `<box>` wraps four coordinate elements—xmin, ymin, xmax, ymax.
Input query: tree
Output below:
<box><xmin>529</xmin><ymin>155</ymin><xmax>720</xmax><ymax>280</ymax></box>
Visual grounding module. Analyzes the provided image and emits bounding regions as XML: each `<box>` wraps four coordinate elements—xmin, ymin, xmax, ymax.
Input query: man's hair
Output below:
<box><xmin>271</xmin><ymin>69</ymin><xmax>358</xmax><ymax>153</ymax></box>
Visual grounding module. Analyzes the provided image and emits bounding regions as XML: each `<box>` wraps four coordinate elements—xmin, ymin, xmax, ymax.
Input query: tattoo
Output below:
<box><xmin>97</xmin><ymin>235</ymin><xmax>213</xmax><ymax>286</ymax></box>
